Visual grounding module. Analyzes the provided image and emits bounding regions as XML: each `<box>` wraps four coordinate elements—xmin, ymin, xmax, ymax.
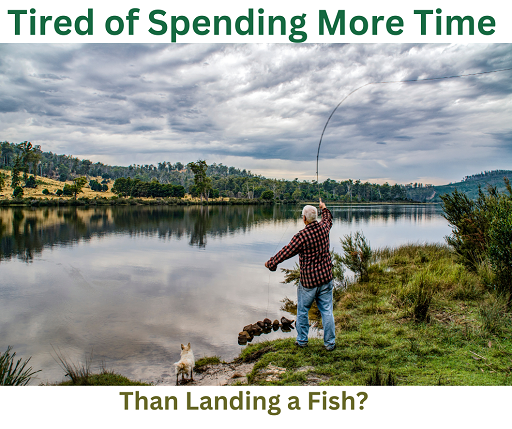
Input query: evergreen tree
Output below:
<box><xmin>11</xmin><ymin>155</ymin><xmax>22</xmax><ymax>188</ymax></box>
<box><xmin>0</xmin><ymin>172</ymin><xmax>6</xmax><ymax>194</ymax></box>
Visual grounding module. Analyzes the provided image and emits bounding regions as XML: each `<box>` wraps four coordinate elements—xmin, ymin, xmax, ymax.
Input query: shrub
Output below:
<box><xmin>331</xmin><ymin>250</ymin><xmax>345</xmax><ymax>288</ymax></box>
<box><xmin>488</xmin><ymin>198</ymin><xmax>512</xmax><ymax>303</ymax></box>
<box><xmin>440</xmin><ymin>187</ymin><xmax>493</xmax><ymax>268</ymax></box>
<box><xmin>441</xmin><ymin>179</ymin><xmax>511</xmax><ymax>269</ymax></box>
<box><xmin>12</xmin><ymin>186</ymin><xmax>24</xmax><ymax>198</ymax></box>
<box><xmin>281</xmin><ymin>251</ymin><xmax>345</xmax><ymax>291</ymax></box>
<box><xmin>281</xmin><ymin>262</ymin><xmax>300</xmax><ymax>286</ymax></box>
<box><xmin>340</xmin><ymin>231</ymin><xmax>372</xmax><ymax>282</ymax></box>
<box><xmin>42</xmin><ymin>188</ymin><xmax>50</xmax><ymax>195</ymax></box>
<box><xmin>261</xmin><ymin>190</ymin><xmax>274</xmax><ymax>200</ymax></box>
<box><xmin>55</xmin><ymin>189</ymin><xmax>63</xmax><ymax>196</ymax></box>
<box><xmin>24</xmin><ymin>175</ymin><xmax>37</xmax><ymax>188</ymax></box>
<box><xmin>441</xmin><ymin>179</ymin><xmax>512</xmax><ymax>307</ymax></box>
<box><xmin>1</xmin><ymin>346</ymin><xmax>40</xmax><ymax>385</ymax></box>
<box><xmin>62</xmin><ymin>183</ymin><xmax>73</xmax><ymax>196</ymax></box>
<box><xmin>89</xmin><ymin>179</ymin><xmax>103</xmax><ymax>191</ymax></box>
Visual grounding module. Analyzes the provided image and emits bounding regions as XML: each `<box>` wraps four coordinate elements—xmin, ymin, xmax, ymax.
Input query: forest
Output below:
<box><xmin>1</xmin><ymin>140</ymin><xmax>508</xmax><ymax>203</ymax></box>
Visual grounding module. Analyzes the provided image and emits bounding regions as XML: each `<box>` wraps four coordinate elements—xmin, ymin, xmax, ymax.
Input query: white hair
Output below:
<box><xmin>302</xmin><ymin>205</ymin><xmax>318</xmax><ymax>223</ymax></box>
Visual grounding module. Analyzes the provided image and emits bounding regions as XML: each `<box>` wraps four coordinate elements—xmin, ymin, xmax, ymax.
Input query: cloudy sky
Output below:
<box><xmin>0</xmin><ymin>43</ymin><xmax>510</xmax><ymax>184</ymax></box>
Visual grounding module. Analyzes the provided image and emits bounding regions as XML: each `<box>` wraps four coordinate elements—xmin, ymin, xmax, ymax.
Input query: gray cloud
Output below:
<box><xmin>0</xmin><ymin>43</ymin><xmax>510</xmax><ymax>184</ymax></box>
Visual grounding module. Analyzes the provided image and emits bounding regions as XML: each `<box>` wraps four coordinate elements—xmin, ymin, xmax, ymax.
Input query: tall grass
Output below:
<box><xmin>51</xmin><ymin>345</ymin><xmax>93</xmax><ymax>385</ymax></box>
<box><xmin>365</xmin><ymin>367</ymin><xmax>398</xmax><ymax>386</ymax></box>
<box><xmin>0</xmin><ymin>346</ymin><xmax>40</xmax><ymax>386</ymax></box>
<box><xmin>479</xmin><ymin>294</ymin><xmax>511</xmax><ymax>334</ymax></box>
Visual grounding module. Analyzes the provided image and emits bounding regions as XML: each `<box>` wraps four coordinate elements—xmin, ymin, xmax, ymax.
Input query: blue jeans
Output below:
<box><xmin>296</xmin><ymin>279</ymin><xmax>335</xmax><ymax>348</ymax></box>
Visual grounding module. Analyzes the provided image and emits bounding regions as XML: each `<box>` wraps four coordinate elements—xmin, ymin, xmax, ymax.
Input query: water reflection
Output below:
<box><xmin>0</xmin><ymin>204</ymin><xmax>444</xmax><ymax>262</ymax></box>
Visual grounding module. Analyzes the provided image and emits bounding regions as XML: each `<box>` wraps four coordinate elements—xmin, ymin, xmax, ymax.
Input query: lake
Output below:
<box><xmin>0</xmin><ymin>203</ymin><xmax>451</xmax><ymax>384</ymax></box>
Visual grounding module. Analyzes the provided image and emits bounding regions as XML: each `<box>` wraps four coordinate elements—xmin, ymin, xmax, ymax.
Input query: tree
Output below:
<box><xmin>261</xmin><ymin>190</ymin><xmax>274</xmax><ymax>200</ymax></box>
<box><xmin>80</xmin><ymin>159</ymin><xmax>92</xmax><ymax>176</ymax></box>
<box><xmin>292</xmin><ymin>188</ymin><xmax>302</xmax><ymax>201</ymax></box>
<box><xmin>0</xmin><ymin>172</ymin><xmax>6</xmax><ymax>194</ymax></box>
<box><xmin>11</xmin><ymin>155</ymin><xmax>22</xmax><ymax>188</ymax></box>
<box><xmin>17</xmin><ymin>141</ymin><xmax>41</xmax><ymax>178</ymax></box>
<box><xmin>1</xmin><ymin>142</ymin><xmax>14</xmax><ymax>167</ymax></box>
<box><xmin>112</xmin><ymin>177</ymin><xmax>131</xmax><ymax>196</ymax></box>
<box><xmin>187</xmin><ymin>160</ymin><xmax>211</xmax><ymax>202</ymax></box>
<box><xmin>67</xmin><ymin>176</ymin><xmax>88</xmax><ymax>200</ymax></box>
<box><xmin>58</xmin><ymin>164</ymin><xmax>70</xmax><ymax>182</ymax></box>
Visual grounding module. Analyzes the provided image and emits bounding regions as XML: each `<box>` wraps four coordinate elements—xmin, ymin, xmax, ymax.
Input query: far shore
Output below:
<box><xmin>0</xmin><ymin>196</ymin><xmax>437</xmax><ymax>207</ymax></box>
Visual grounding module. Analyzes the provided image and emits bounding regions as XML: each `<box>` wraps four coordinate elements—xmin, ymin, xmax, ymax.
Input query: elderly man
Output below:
<box><xmin>265</xmin><ymin>199</ymin><xmax>335</xmax><ymax>351</ymax></box>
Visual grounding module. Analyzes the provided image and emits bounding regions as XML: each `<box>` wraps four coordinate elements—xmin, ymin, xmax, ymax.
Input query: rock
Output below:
<box><xmin>281</xmin><ymin>316</ymin><xmax>295</xmax><ymax>326</ymax></box>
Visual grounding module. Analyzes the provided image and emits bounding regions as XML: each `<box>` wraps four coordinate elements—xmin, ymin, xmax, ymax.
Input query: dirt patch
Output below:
<box><xmin>153</xmin><ymin>361</ymin><xmax>331</xmax><ymax>386</ymax></box>
<box><xmin>154</xmin><ymin>362</ymin><xmax>255</xmax><ymax>386</ymax></box>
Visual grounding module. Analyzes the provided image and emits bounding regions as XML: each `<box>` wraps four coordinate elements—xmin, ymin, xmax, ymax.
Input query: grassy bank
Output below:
<box><xmin>236</xmin><ymin>243</ymin><xmax>512</xmax><ymax>386</ymax></box>
<box><xmin>6</xmin><ymin>244</ymin><xmax>510</xmax><ymax>386</ymax></box>
<box><xmin>55</xmin><ymin>370</ymin><xmax>151</xmax><ymax>386</ymax></box>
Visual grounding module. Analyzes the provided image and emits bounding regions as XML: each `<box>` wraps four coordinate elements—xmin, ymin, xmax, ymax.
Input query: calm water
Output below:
<box><xmin>0</xmin><ymin>204</ymin><xmax>450</xmax><ymax>384</ymax></box>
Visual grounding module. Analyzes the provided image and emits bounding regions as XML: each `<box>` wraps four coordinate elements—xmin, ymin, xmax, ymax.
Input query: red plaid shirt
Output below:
<box><xmin>266</xmin><ymin>208</ymin><xmax>333</xmax><ymax>288</ymax></box>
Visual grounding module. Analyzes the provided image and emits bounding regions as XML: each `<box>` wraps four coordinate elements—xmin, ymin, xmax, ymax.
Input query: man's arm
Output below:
<box><xmin>265</xmin><ymin>233</ymin><xmax>302</xmax><ymax>271</ymax></box>
<box><xmin>319</xmin><ymin>198</ymin><xmax>332</xmax><ymax>229</ymax></box>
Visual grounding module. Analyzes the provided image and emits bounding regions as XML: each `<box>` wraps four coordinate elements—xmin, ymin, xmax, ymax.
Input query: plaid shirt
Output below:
<box><xmin>266</xmin><ymin>208</ymin><xmax>333</xmax><ymax>288</ymax></box>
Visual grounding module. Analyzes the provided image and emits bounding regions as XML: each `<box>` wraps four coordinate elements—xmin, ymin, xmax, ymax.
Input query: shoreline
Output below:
<box><xmin>0</xmin><ymin>197</ymin><xmax>437</xmax><ymax>207</ymax></box>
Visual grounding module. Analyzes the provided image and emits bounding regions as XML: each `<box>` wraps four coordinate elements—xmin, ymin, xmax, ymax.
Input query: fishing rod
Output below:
<box><xmin>315</xmin><ymin>67</ymin><xmax>512</xmax><ymax>198</ymax></box>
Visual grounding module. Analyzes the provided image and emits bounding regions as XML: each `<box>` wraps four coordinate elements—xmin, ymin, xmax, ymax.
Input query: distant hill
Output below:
<box><xmin>431</xmin><ymin>170</ymin><xmax>512</xmax><ymax>202</ymax></box>
<box><xmin>1</xmin><ymin>141</ymin><xmax>510</xmax><ymax>203</ymax></box>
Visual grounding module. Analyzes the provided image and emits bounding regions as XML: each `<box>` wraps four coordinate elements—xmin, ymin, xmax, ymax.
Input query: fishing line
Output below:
<box><xmin>315</xmin><ymin>67</ymin><xmax>512</xmax><ymax>195</ymax></box>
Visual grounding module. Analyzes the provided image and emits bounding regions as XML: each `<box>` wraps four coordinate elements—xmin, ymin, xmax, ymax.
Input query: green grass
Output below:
<box><xmin>195</xmin><ymin>356</ymin><xmax>222</xmax><ymax>372</ymax></box>
<box><xmin>241</xmin><ymin>243</ymin><xmax>512</xmax><ymax>386</ymax></box>
<box><xmin>57</xmin><ymin>369</ymin><xmax>151</xmax><ymax>386</ymax></box>
<box><xmin>50</xmin><ymin>346</ymin><xmax>151</xmax><ymax>386</ymax></box>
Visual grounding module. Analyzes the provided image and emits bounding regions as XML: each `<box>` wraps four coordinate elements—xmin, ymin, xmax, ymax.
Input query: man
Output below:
<box><xmin>265</xmin><ymin>198</ymin><xmax>335</xmax><ymax>351</ymax></box>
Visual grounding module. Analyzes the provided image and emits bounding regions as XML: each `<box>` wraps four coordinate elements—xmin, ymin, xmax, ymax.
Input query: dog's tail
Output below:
<box><xmin>174</xmin><ymin>361</ymin><xmax>186</xmax><ymax>374</ymax></box>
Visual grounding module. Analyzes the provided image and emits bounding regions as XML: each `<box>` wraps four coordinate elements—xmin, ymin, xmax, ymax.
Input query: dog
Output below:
<box><xmin>174</xmin><ymin>343</ymin><xmax>195</xmax><ymax>385</ymax></box>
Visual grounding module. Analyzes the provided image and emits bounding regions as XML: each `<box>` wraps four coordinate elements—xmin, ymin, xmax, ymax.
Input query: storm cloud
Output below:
<box><xmin>0</xmin><ymin>43</ymin><xmax>510</xmax><ymax>184</ymax></box>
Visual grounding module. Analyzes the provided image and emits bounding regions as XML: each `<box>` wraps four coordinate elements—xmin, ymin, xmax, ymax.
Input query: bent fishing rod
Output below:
<box><xmin>315</xmin><ymin>67</ymin><xmax>512</xmax><ymax>198</ymax></box>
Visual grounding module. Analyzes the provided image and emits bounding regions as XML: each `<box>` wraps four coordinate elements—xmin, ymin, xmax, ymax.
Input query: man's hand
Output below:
<box><xmin>265</xmin><ymin>261</ymin><xmax>276</xmax><ymax>271</ymax></box>
<box><xmin>319</xmin><ymin>197</ymin><xmax>326</xmax><ymax>210</ymax></box>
